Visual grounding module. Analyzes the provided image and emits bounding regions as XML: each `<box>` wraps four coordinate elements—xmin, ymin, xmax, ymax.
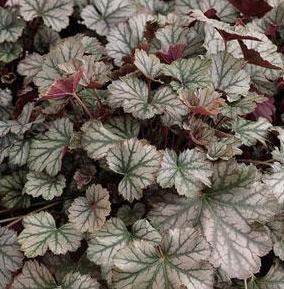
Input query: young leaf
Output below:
<box><xmin>212</xmin><ymin>51</ymin><xmax>250</xmax><ymax>96</ymax></box>
<box><xmin>134</xmin><ymin>49</ymin><xmax>162</xmax><ymax>80</ymax></box>
<box><xmin>162</xmin><ymin>57</ymin><xmax>212</xmax><ymax>92</ymax></box>
<box><xmin>68</xmin><ymin>184</ymin><xmax>111</xmax><ymax>233</ymax></box>
<box><xmin>81</xmin><ymin>0</ymin><xmax>133</xmax><ymax>36</ymax></box>
<box><xmin>113</xmin><ymin>228</ymin><xmax>213</xmax><ymax>289</ymax></box>
<box><xmin>231</xmin><ymin>117</ymin><xmax>272</xmax><ymax>146</ymax></box>
<box><xmin>28</xmin><ymin>118</ymin><xmax>74</xmax><ymax>176</ymax></box>
<box><xmin>106</xmin><ymin>138</ymin><xmax>161</xmax><ymax>202</ymax></box>
<box><xmin>81</xmin><ymin>116</ymin><xmax>139</xmax><ymax>160</ymax></box>
<box><xmin>150</xmin><ymin>161</ymin><xmax>278</xmax><ymax>278</ymax></box>
<box><xmin>24</xmin><ymin>171</ymin><xmax>66</xmax><ymax>200</ymax></box>
<box><xmin>20</xmin><ymin>0</ymin><xmax>73</xmax><ymax>32</ymax></box>
<box><xmin>18</xmin><ymin>211</ymin><xmax>82</xmax><ymax>257</ymax></box>
<box><xmin>0</xmin><ymin>7</ymin><xmax>25</xmax><ymax>43</ymax></box>
<box><xmin>0</xmin><ymin>226</ymin><xmax>23</xmax><ymax>289</ymax></box>
<box><xmin>157</xmin><ymin>148</ymin><xmax>212</xmax><ymax>197</ymax></box>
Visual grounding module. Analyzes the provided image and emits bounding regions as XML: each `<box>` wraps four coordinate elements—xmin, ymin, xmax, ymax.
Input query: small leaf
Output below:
<box><xmin>106</xmin><ymin>138</ymin><xmax>161</xmax><ymax>202</ymax></box>
<box><xmin>0</xmin><ymin>41</ymin><xmax>22</xmax><ymax>63</ymax></box>
<box><xmin>162</xmin><ymin>57</ymin><xmax>212</xmax><ymax>91</ymax></box>
<box><xmin>81</xmin><ymin>0</ymin><xmax>133</xmax><ymax>36</ymax></box>
<box><xmin>18</xmin><ymin>211</ymin><xmax>82</xmax><ymax>257</ymax></box>
<box><xmin>0</xmin><ymin>226</ymin><xmax>23</xmax><ymax>289</ymax></box>
<box><xmin>179</xmin><ymin>87</ymin><xmax>225</xmax><ymax>116</ymax></box>
<box><xmin>81</xmin><ymin>116</ymin><xmax>139</xmax><ymax>160</ymax></box>
<box><xmin>0</xmin><ymin>7</ymin><xmax>25</xmax><ymax>43</ymax></box>
<box><xmin>113</xmin><ymin>228</ymin><xmax>213</xmax><ymax>289</ymax></box>
<box><xmin>117</xmin><ymin>203</ymin><xmax>145</xmax><ymax>225</ymax></box>
<box><xmin>68</xmin><ymin>184</ymin><xmax>111</xmax><ymax>233</ymax></box>
<box><xmin>157</xmin><ymin>148</ymin><xmax>212</xmax><ymax>197</ymax></box>
<box><xmin>134</xmin><ymin>49</ymin><xmax>161</xmax><ymax>79</ymax></box>
<box><xmin>28</xmin><ymin>118</ymin><xmax>74</xmax><ymax>176</ymax></box>
<box><xmin>231</xmin><ymin>117</ymin><xmax>272</xmax><ymax>146</ymax></box>
<box><xmin>24</xmin><ymin>171</ymin><xmax>66</xmax><ymax>200</ymax></box>
<box><xmin>20</xmin><ymin>0</ymin><xmax>73</xmax><ymax>32</ymax></box>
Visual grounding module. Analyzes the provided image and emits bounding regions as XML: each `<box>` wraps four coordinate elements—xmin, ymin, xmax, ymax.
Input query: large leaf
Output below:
<box><xmin>150</xmin><ymin>161</ymin><xmax>278</xmax><ymax>278</ymax></box>
<box><xmin>0</xmin><ymin>227</ymin><xmax>23</xmax><ymax>289</ymax></box>
<box><xmin>81</xmin><ymin>116</ymin><xmax>139</xmax><ymax>160</ymax></box>
<box><xmin>211</xmin><ymin>51</ymin><xmax>250</xmax><ymax>96</ymax></box>
<box><xmin>11</xmin><ymin>260</ymin><xmax>100</xmax><ymax>289</ymax></box>
<box><xmin>231</xmin><ymin>117</ymin><xmax>272</xmax><ymax>146</ymax></box>
<box><xmin>20</xmin><ymin>0</ymin><xmax>73</xmax><ymax>32</ymax></box>
<box><xmin>18</xmin><ymin>211</ymin><xmax>82</xmax><ymax>257</ymax></box>
<box><xmin>81</xmin><ymin>0</ymin><xmax>133</xmax><ymax>36</ymax></box>
<box><xmin>87</xmin><ymin>218</ymin><xmax>131</xmax><ymax>283</ymax></box>
<box><xmin>113</xmin><ymin>227</ymin><xmax>213</xmax><ymax>289</ymax></box>
<box><xmin>157</xmin><ymin>148</ymin><xmax>212</xmax><ymax>197</ymax></box>
<box><xmin>28</xmin><ymin>118</ymin><xmax>74</xmax><ymax>176</ymax></box>
<box><xmin>106</xmin><ymin>138</ymin><xmax>161</xmax><ymax>201</ymax></box>
<box><xmin>0</xmin><ymin>7</ymin><xmax>25</xmax><ymax>43</ymax></box>
<box><xmin>106</xmin><ymin>14</ymin><xmax>153</xmax><ymax>65</ymax></box>
<box><xmin>24</xmin><ymin>171</ymin><xmax>66</xmax><ymax>200</ymax></box>
<box><xmin>68</xmin><ymin>184</ymin><xmax>111</xmax><ymax>233</ymax></box>
<box><xmin>162</xmin><ymin>57</ymin><xmax>212</xmax><ymax>92</ymax></box>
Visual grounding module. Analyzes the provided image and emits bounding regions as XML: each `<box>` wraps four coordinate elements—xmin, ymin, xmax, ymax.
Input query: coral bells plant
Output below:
<box><xmin>2</xmin><ymin>0</ymin><xmax>284</xmax><ymax>288</ymax></box>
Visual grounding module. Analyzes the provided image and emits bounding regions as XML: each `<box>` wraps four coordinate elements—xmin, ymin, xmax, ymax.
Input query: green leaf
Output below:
<box><xmin>134</xmin><ymin>49</ymin><xmax>162</xmax><ymax>80</ymax></box>
<box><xmin>231</xmin><ymin>117</ymin><xmax>272</xmax><ymax>146</ymax></box>
<box><xmin>81</xmin><ymin>116</ymin><xmax>139</xmax><ymax>160</ymax></box>
<box><xmin>81</xmin><ymin>0</ymin><xmax>133</xmax><ymax>36</ymax></box>
<box><xmin>33</xmin><ymin>25</ymin><xmax>60</xmax><ymax>53</ymax></box>
<box><xmin>157</xmin><ymin>148</ymin><xmax>212</xmax><ymax>197</ymax></box>
<box><xmin>0</xmin><ymin>7</ymin><xmax>25</xmax><ymax>43</ymax></box>
<box><xmin>106</xmin><ymin>14</ymin><xmax>153</xmax><ymax>65</ymax></box>
<box><xmin>24</xmin><ymin>171</ymin><xmax>66</xmax><ymax>200</ymax></box>
<box><xmin>68</xmin><ymin>184</ymin><xmax>111</xmax><ymax>233</ymax></box>
<box><xmin>18</xmin><ymin>211</ymin><xmax>82</xmax><ymax>257</ymax></box>
<box><xmin>113</xmin><ymin>227</ymin><xmax>213</xmax><ymax>289</ymax></box>
<box><xmin>212</xmin><ymin>51</ymin><xmax>250</xmax><ymax>96</ymax></box>
<box><xmin>87</xmin><ymin>218</ymin><xmax>131</xmax><ymax>283</ymax></box>
<box><xmin>28</xmin><ymin>118</ymin><xmax>74</xmax><ymax>176</ymax></box>
<box><xmin>106</xmin><ymin>138</ymin><xmax>161</xmax><ymax>201</ymax></box>
<box><xmin>0</xmin><ymin>41</ymin><xmax>22</xmax><ymax>63</ymax></box>
<box><xmin>162</xmin><ymin>57</ymin><xmax>212</xmax><ymax>92</ymax></box>
<box><xmin>0</xmin><ymin>226</ymin><xmax>23</xmax><ymax>289</ymax></box>
<box><xmin>11</xmin><ymin>260</ymin><xmax>100</xmax><ymax>289</ymax></box>
<box><xmin>150</xmin><ymin>161</ymin><xmax>278</xmax><ymax>278</ymax></box>
<box><xmin>0</xmin><ymin>171</ymin><xmax>31</xmax><ymax>209</ymax></box>
<box><xmin>108</xmin><ymin>76</ymin><xmax>159</xmax><ymax>119</ymax></box>
<box><xmin>117</xmin><ymin>203</ymin><xmax>145</xmax><ymax>225</ymax></box>
<box><xmin>20</xmin><ymin>0</ymin><xmax>73</xmax><ymax>32</ymax></box>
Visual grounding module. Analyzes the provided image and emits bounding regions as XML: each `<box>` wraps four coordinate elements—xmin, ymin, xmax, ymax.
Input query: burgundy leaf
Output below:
<box><xmin>217</xmin><ymin>29</ymin><xmax>260</xmax><ymax>42</ymax></box>
<box><xmin>204</xmin><ymin>8</ymin><xmax>220</xmax><ymax>20</ymax></box>
<box><xmin>156</xmin><ymin>43</ymin><xmax>186</xmax><ymax>64</ymax></box>
<box><xmin>228</xmin><ymin>0</ymin><xmax>272</xmax><ymax>18</ymax></box>
<box><xmin>42</xmin><ymin>70</ymin><xmax>83</xmax><ymax>100</ymax></box>
<box><xmin>249</xmin><ymin>97</ymin><xmax>275</xmax><ymax>122</ymax></box>
<box><xmin>238</xmin><ymin>40</ymin><xmax>282</xmax><ymax>70</ymax></box>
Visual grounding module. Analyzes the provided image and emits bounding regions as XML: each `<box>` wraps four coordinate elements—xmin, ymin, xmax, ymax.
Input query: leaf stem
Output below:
<box><xmin>244</xmin><ymin>279</ymin><xmax>248</xmax><ymax>289</ymax></box>
<box><xmin>237</xmin><ymin>159</ymin><xmax>273</xmax><ymax>165</ymax></box>
<box><xmin>73</xmin><ymin>92</ymin><xmax>93</xmax><ymax>118</ymax></box>
<box><xmin>2</xmin><ymin>201</ymin><xmax>61</xmax><ymax>228</ymax></box>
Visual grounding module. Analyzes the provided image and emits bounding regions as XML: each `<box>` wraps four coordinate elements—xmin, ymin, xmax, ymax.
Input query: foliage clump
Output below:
<box><xmin>1</xmin><ymin>0</ymin><xmax>284</xmax><ymax>288</ymax></box>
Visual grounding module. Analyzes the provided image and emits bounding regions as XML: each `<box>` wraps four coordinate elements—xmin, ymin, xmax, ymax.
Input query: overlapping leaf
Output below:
<box><xmin>20</xmin><ymin>0</ymin><xmax>73</xmax><ymax>32</ymax></box>
<box><xmin>106</xmin><ymin>138</ymin><xmax>161</xmax><ymax>201</ymax></box>
<box><xmin>28</xmin><ymin>118</ymin><xmax>74</xmax><ymax>176</ymax></box>
<box><xmin>157</xmin><ymin>148</ymin><xmax>212</xmax><ymax>197</ymax></box>
<box><xmin>18</xmin><ymin>211</ymin><xmax>82</xmax><ymax>257</ymax></box>
<box><xmin>68</xmin><ymin>184</ymin><xmax>111</xmax><ymax>233</ymax></box>
<box><xmin>0</xmin><ymin>227</ymin><xmax>23</xmax><ymax>289</ymax></box>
